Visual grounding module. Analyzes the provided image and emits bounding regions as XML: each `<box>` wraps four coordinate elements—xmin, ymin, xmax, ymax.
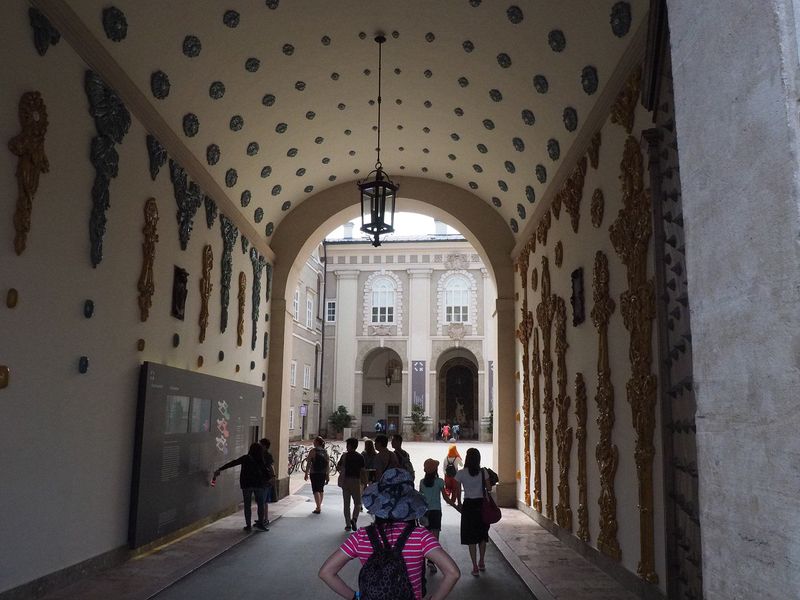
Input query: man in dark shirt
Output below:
<box><xmin>373</xmin><ymin>434</ymin><xmax>399</xmax><ymax>479</ymax></box>
<box><xmin>337</xmin><ymin>437</ymin><xmax>366</xmax><ymax>530</ymax></box>
<box><xmin>391</xmin><ymin>434</ymin><xmax>415</xmax><ymax>480</ymax></box>
<box><xmin>259</xmin><ymin>438</ymin><xmax>276</xmax><ymax>524</ymax></box>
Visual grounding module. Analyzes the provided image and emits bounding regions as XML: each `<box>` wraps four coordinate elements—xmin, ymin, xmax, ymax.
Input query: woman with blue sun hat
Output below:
<box><xmin>319</xmin><ymin>468</ymin><xmax>460</xmax><ymax>600</ymax></box>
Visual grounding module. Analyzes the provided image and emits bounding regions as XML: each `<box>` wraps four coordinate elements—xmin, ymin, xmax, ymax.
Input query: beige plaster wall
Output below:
<box><xmin>514</xmin><ymin>99</ymin><xmax>666</xmax><ymax>589</ymax></box>
<box><xmin>0</xmin><ymin>3</ymin><xmax>268</xmax><ymax>591</ymax></box>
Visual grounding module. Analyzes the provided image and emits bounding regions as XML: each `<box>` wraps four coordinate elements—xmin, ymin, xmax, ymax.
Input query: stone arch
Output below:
<box><xmin>266</xmin><ymin>176</ymin><xmax>516</xmax><ymax>505</ymax></box>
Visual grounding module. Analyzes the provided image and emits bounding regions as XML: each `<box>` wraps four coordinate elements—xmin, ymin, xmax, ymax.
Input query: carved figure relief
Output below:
<box><xmin>591</xmin><ymin>250</ymin><xmax>622</xmax><ymax>561</ymax></box>
<box><xmin>447</xmin><ymin>322</ymin><xmax>467</xmax><ymax>340</ymax></box>
<box><xmin>219</xmin><ymin>215</ymin><xmax>239</xmax><ymax>333</ymax></box>
<box><xmin>169</xmin><ymin>160</ymin><xmax>203</xmax><ymax>251</ymax></box>
<box><xmin>554</xmin><ymin>295</ymin><xmax>572</xmax><ymax>531</ymax></box>
<box><xmin>237</xmin><ymin>271</ymin><xmax>246</xmax><ymax>347</ymax></box>
<box><xmin>515</xmin><ymin>250</ymin><xmax>533</xmax><ymax>507</ymax></box>
<box><xmin>575</xmin><ymin>372</ymin><xmax>590</xmax><ymax>541</ymax></box>
<box><xmin>199</xmin><ymin>244</ymin><xmax>213</xmax><ymax>342</ymax></box>
<box><xmin>611</xmin><ymin>66</ymin><xmax>642</xmax><ymax>134</ymax></box>
<box><xmin>531</xmin><ymin>327</ymin><xmax>542</xmax><ymax>512</ymax></box>
<box><xmin>369</xmin><ymin>324</ymin><xmax>396</xmax><ymax>337</ymax></box>
<box><xmin>28</xmin><ymin>8</ymin><xmax>61</xmax><ymax>56</ymax></box>
<box><xmin>444</xmin><ymin>253</ymin><xmax>469</xmax><ymax>270</ymax></box>
<box><xmin>85</xmin><ymin>70</ymin><xmax>130</xmax><ymax>267</ymax></box>
<box><xmin>536</xmin><ymin>210</ymin><xmax>551</xmax><ymax>247</ymax></box>
<box><xmin>591</xmin><ymin>189</ymin><xmax>605</xmax><ymax>228</ymax></box>
<box><xmin>250</xmin><ymin>247</ymin><xmax>266</xmax><ymax>351</ymax></box>
<box><xmin>560</xmin><ymin>156</ymin><xmax>588</xmax><ymax>233</ymax></box>
<box><xmin>536</xmin><ymin>256</ymin><xmax>555</xmax><ymax>520</ymax></box>
<box><xmin>171</xmin><ymin>266</ymin><xmax>188</xmax><ymax>321</ymax></box>
<box><xmin>588</xmin><ymin>131</ymin><xmax>601</xmax><ymax>169</ymax></box>
<box><xmin>554</xmin><ymin>241</ymin><xmax>563</xmax><ymax>268</ymax></box>
<box><xmin>9</xmin><ymin>91</ymin><xmax>49</xmax><ymax>255</ymax></box>
<box><xmin>610</xmin><ymin>136</ymin><xmax>658</xmax><ymax>583</ymax></box>
<box><xmin>137</xmin><ymin>198</ymin><xmax>159</xmax><ymax>321</ymax></box>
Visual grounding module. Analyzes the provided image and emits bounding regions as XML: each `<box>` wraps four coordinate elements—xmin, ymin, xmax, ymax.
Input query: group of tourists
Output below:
<box><xmin>316</xmin><ymin>440</ymin><xmax>499</xmax><ymax>600</ymax></box>
<box><xmin>437</xmin><ymin>422</ymin><xmax>461</xmax><ymax>441</ymax></box>
<box><xmin>212</xmin><ymin>438</ymin><xmax>275</xmax><ymax>532</ymax></box>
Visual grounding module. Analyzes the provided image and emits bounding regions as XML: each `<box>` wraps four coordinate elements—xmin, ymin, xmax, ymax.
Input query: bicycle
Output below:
<box><xmin>287</xmin><ymin>444</ymin><xmax>308</xmax><ymax>474</ymax></box>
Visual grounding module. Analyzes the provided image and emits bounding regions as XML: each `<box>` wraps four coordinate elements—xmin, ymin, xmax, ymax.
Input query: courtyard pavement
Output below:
<box><xmin>36</xmin><ymin>441</ymin><xmax>639</xmax><ymax>600</ymax></box>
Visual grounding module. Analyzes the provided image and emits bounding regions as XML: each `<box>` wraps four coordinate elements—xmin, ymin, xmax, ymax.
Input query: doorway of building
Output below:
<box><xmin>438</xmin><ymin>357</ymin><xmax>478</xmax><ymax>439</ymax></box>
<box><xmin>361</xmin><ymin>348</ymin><xmax>403</xmax><ymax>436</ymax></box>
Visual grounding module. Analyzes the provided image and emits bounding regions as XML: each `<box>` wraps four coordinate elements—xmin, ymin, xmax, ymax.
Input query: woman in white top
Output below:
<box><xmin>453</xmin><ymin>447</ymin><xmax>493</xmax><ymax>577</ymax></box>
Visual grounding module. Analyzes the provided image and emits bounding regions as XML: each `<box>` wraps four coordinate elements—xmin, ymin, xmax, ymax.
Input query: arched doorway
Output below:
<box><xmin>360</xmin><ymin>348</ymin><xmax>403</xmax><ymax>436</ymax></box>
<box><xmin>438</xmin><ymin>358</ymin><xmax>479</xmax><ymax>439</ymax></box>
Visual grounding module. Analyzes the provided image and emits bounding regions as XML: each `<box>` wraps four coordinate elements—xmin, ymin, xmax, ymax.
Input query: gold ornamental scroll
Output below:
<box><xmin>592</xmin><ymin>250</ymin><xmax>622</xmax><ymax>561</ymax></box>
<box><xmin>138</xmin><ymin>198</ymin><xmax>159</xmax><ymax>321</ymax></box>
<box><xmin>610</xmin><ymin>136</ymin><xmax>658</xmax><ymax>584</ymax></box>
<box><xmin>198</xmin><ymin>244</ymin><xmax>213</xmax><ymax>342</ymax></box>
<box><xmin>554</xmin><ymin>295</ymin><xmax>573</xmax><ymax>531</ymax></box>
<box><xmin>575</xmin><ymin>372</ymin><xmax>590</xmax><ymax>542</ymax></box>
<box><xmin>560</xmin><ymin>156</ymin><xmax>588</xmax><ymax>234</ymax></box>
<box><xmin>237</xmin><ymin>271</ymin><xmax>246</xmax><ymax>347</ymax></box>
<box><xmin>515</xmin><ymin>248</ymin><xmax>534</xmax><ymax>507</ymax></box>
<box><xmin>536</xmin><ymin>256</ymin><xmax>555</xmax><ymax>520</ymax></box>
<box><xmin>531</xmin><ymin>327</ymin><xmax>543</xmax><ymax>513</ymax></box>
<box><xmin>9</xmin><ymin>91</ymin><xmax>49</xmax><ymax>255</ymax></box>
<box><xmin>611</xmin><ymin>66</ymin><xmax>642</xmax><ymax>135</ymax></box>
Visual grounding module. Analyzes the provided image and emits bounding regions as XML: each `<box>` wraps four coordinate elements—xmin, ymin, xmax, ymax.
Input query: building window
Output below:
<box><xmin>387</xmin><ymin>405</ymin><xmax>400</xmax><ymax>416</ymax></box>
<box><xmin>362</xmin><ymin>404</ymin><xmax>374</xmax><ymax>416</ymax></box>
<box><xmin>293</xmin><ymin>289</ymin><xmax>300</xmax><ymax>321</ymax></box>
<box><xmin>306</xmin><ymin>295</ymin><xmax>314</xmax><ymax>328</ymax></box>
<box><xmin>289</xmin><ymin>407</ymin><xmax>295</xmax><ymax>430</ymax></box>
<box><xmin>371</xmin><ymin>277</ymin><xmax>395</xmax><ymax>323</ymax></box>
<box><xmin>326</xmin><ymin>300</ymin><xmax>336</xmax><ymax>322</ymax></box>
<box><xmin>290</xmin><ymin>360</ymin><xmax>297</xmax><ymax>387</ymax></box>
<box><xmin>303</xmin><ymin>364</ymin><xmax>311</xmax><ymax>390</ymax></box>
<box><xmin>445</xmin><ymin>276</ymin><xmax>470</xmax><ymax>323</ymax></box>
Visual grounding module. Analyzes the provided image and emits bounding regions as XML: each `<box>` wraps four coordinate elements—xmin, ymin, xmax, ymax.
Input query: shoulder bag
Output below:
<box><xmin>480</xmin><ymin>468</ymin><xmax>502</xmax><ymax>526</ymax></box>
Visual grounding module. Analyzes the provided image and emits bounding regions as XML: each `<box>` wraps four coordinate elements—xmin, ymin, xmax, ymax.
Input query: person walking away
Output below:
<box><xmin>373</xmin><ymin>434</ymin><xmax>399</xmax><ymax>480</ymax></box>
<box><xmin>304</xmin><ymin>436</ymin><xmax>329</xmax><ymax>514</ymax></box>
<box><xmin>442</xmin><ymin>444</ymin><xmax>463</xmax><ymax>502</ymax></box>
<box><xmin>419</xmin><ymin>459</ymin><xmax>455</xmax><ymax>574</ymax></box>
<box><xmin>318</xmin><ymin>468</ymin><xmax>460</xmax><ymax>600</ymax></box>
<box><xmin>453</xmin><ymin>447</ymin><xmax>493</xmax><ymax>576</ymax></box>
<box><xmin>338</xmin><ymin>437</ymin><xmax>366</xmax><ymax>531</ymax></box>
<box><xmin>392</xmin><ymin>434</ymin><xmax>415</xmax><ymax>480</ymax></box>
<box><xmin>452</xmin><ymin>423</ymin><xmax>460</xmax><ymax>441</ymax></box>
<box><xmin>361</xmin><ymin>438</ymin><xmax>378</xmax><ymax>485</ymax></box>
<box><xmin>213</xmin><ymin>443</ymin><xmax>269</xmax><ymax>531</ymax></box>
<box><xmin>441</xmin><ymin>423</ymin><xmax>450</xmax><ymax>442</ymax></box>
<box><xmin>258</xmin><ymin>438</ymin><xmax>276</xmax><ymax>526</ymax></box>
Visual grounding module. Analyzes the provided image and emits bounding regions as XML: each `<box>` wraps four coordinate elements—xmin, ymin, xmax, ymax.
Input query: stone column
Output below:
<box><xmin>493</xmin><ymin>296</ymin><xmax>517</xmax><ymax>507</ymax></box>
<box><xmin>264</xmin><ymin>298</ymin><xmax>292</xmax><ymax>498</ymax></box>
<box><xmin>407</xmin><ymin>269</ymin><xmax>433</xmax><ymax>423</ymax></box>
<box><xmin>481</xmin><ymin>268</ymin><xmax>496</xmax><ymax>440</ymax></box>
<box><xmin>668</xmin><ymin>1</ymin><xmax>800</xmax><ymax>597</ymax></box>
<box><xmin>333</xmin><ymin>271</ymin><xmax>359</xmax><ymax>420</ymax></box>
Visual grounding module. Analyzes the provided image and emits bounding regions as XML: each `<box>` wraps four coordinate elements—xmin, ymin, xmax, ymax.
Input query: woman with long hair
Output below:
<box><xmin>360</xmin><ymin>438</ymin><xmax>378</xmax><ymax>485</ymax></box>
<box><xmin>419</xmin><ymin>459</ymin><xmax>455</xmax><ymax>574</ymax></box>
<box><xmin>442</xmin><ymin>444</ymin><xmax>462</xmax><ymax>501</ymax></box>
<box><xmin>213</xmin><ymin>442</ymin><xmax>270</xmax><ymax>531</ymax></box>
<box><xmin>453</xmin><ymin>447</ymin><xmax>493</xmax><ymax>576</ymax></box>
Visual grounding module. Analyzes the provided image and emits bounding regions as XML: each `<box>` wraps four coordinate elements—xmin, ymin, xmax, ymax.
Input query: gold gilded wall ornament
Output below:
<box><xmin>575</xmin><ymin>372</ymin><xmax>590</xmax><ymax>542</ymax></box>
<box><xmin>610</xmin><ymin>136</ymin><xmax>658</xmax><ymax>584</ymax></box>
<box><xmin>551</xmin><ymin>194</ymin><xmax>562</xmax><ymax>219</ymax></box>
<box><xmin>9</xmin><ymin>91</ymin><xmax>49</xmax><ymax>255</ymax></box>
<box><xmin>591</xmin><ymin>189</ymin><xmax>605</xmax><ymax>228</ymax></box>
<box><xmin>536</xmin><ymin>211</ymin><xmax>552</xmax><ymax>247</ymax></box>
<box><xmin>237</xmin><ymin>271</ymin><xmax>246</xmax><ymax>347</ymax></box>
<box><xmin>137</xmin><ymin>198</ymin><xmax>159</xmax><ymax>321</ymax></box>
<box><xmin>591</xmin><ymin>250</ymin><xmax>622</xmax><ymax>561</ymax></box>
<box><xmin>561</xmin><ymin>157</ymin><xmax>588</xmax><ymax>234</ymax></box>
<box><xmin>588</xmin><ymin>131</ymin><xmax>601</xmax><ymax>169</ymax></box>
<box><xmin>198</xmin><ymin>244</ymin><xmax>213</xmax><ymax>342</ymax></box>
<box><xmin>610</xmin><ymin>66</ymin><xmax>642</xmax><ymax>134</ymax></box>
<box><xmin>136</xmin><ymin>338</ymin><xmax>145</xmax><ymax>351</ymax></box>
<box><xmin>554</xmin><ymin>296</ymin><xmax>573</xmax><ymax>531</ymax></box>
<box><xmin>554</xmin><ymin>241</ymin><xmax>563</xmax><ymax>268</ymax></box>
<box><xmin>536</xmin><ymin>256</ymin><xmax>556</xmax><ymax>520</ymax></box>
<box><xmin>531</xmin><ymin>267</ymin><xmax>538</xmax><ymax>292</ymax></box>
<box><xmin>6</xmin><ymin>288</ymin><xmax>19</xmax><ymax>308</ymax></box>
<box><xmin>516</xmin><ymin>249</ymin><xmax>534</xmax><ymax>507</ymax></box>
<box><xmin>531</xmin><ymin>328</ymin><xmax>543</xmax><ymax>513</ymax></box>
<box><xmin>0</xmin><ymin>365</ymin><xmax>9</xmax><ymax>389</ymax></box>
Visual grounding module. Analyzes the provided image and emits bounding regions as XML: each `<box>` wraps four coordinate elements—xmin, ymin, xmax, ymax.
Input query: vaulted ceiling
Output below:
<box><xmin>61</xmin><ymin>0</ymin><xmax>646</xmax><ymax>245</ymax></box>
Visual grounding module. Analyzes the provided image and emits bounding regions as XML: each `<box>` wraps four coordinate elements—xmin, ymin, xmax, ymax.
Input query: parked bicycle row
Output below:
<box><xmin>288</xmin><ymin>439</ymin><xmax>343</xmax><ymax>475</ymax></box>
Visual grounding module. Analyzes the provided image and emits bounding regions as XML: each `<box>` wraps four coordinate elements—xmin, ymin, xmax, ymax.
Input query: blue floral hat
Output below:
<box><xmin>362</xmin><ymin>468</ymin><xmax>429</xmax><ymax>520</ymax></box>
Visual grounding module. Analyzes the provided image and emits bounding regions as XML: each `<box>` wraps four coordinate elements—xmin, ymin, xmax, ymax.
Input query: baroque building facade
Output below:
<box><xmin>321</xmin><ymin>225</ymin><xmax>496</xmax><ymax>441</ymax></box>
